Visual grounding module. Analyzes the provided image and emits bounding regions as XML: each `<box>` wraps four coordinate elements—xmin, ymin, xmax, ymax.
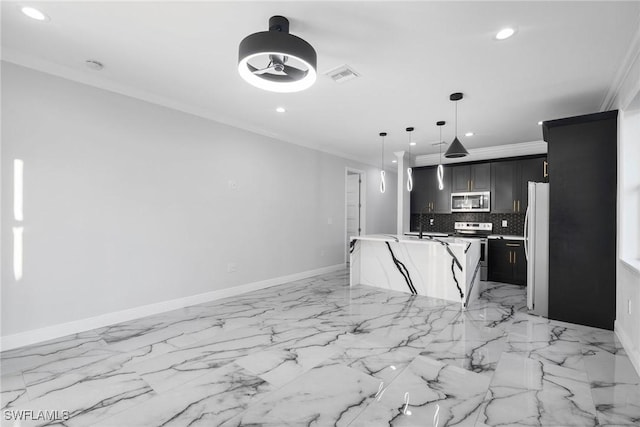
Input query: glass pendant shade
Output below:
<box><xmin>380</xmin><ymin>170</ymin><xmax>386</xmax><ymax>193</ymax></box>
<box><xmin>437</xmin><ymin>164</ymin><xmax>444</xmax><ymax>190</ymax></box>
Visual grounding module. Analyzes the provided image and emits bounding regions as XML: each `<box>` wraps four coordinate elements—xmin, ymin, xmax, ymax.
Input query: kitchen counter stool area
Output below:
<box><xmin>1</xmin><ymin>269</ymin><xmax>637</xmax><ymax>426</ymax></box>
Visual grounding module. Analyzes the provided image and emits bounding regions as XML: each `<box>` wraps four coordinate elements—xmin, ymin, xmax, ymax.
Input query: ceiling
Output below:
<box><xmin>2</xmin><ymin>1</ymin><xmax>639</xmax><ymax>169</ymax></box>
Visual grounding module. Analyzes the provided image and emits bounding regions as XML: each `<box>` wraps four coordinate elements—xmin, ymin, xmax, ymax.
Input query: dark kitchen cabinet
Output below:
<box><xmin>410</xmin><ymin>166</ymin><xmax>452</xmax><ymax>214</ymax></box>
<box><xmin>491</xmin><ymin>160</ymin><xmax>517</xmax><ymax>213</ymax></box>
<box><xmin>451</xmin><ymin>163</ymin><xmax>490</xmax><ymax>192</ymax></box>
<box><xmin>519</xmin><ymin>157</ymin><xmax>546</xmax><ymax>212</ymax></box>
<box><xmin>543</xmin><ymin>110</ymin><xmax>617</xmax><ymax>330</ymax></box>
<box><xmin>491</xmin><ymin>157</ymin><xmax>546</xmax><ymax>214</ymax></box>
<box><xmin>488</xmin><ymin>239</ymin><xmax>526</xmax><ymax>285</ymax></box>
<box><xmin>410</xmin><ymin>167</ymin><xmax>431</xmax><ymax>213</ymax></box>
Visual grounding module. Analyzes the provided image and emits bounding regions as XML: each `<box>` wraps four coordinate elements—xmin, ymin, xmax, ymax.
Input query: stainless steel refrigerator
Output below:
<box><xmin>525</xmin><ymin>182</ymin><xmax>549</xmax><ymax>316</ymax></box>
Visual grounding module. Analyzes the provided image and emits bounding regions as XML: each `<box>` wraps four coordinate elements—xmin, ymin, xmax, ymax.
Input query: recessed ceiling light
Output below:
<box><xmin>21</xmin><ymin>6</ymin><xmax>49</xmax><ymax>21</ymax></box>
<box><xmin>495</xmin><ymin>27</ymin><xmax>515</xmax><ymax>40</ymax></box>
<box><xmin>276</xmin><ymin>107</ymin><xmax>286</xmax><ymax>113</ymax></box>
<box><xmin>392</xmin><ymin>160</ymin><xmax>397</xmax><ymax>163</ymax></box>
<box><xmin>409</xmin><ymin>142</ymin><xmax>416</xmax><ymax>146</ymax></box>
<box><xmin>465</xmin><ymin>132</ymin><xmax>474</xmax><ymax>137</ymax></box>
<box><xmin>538</xmin><ymin>121</ymin><xmax>543</xmax><ymax>125</ymax></box>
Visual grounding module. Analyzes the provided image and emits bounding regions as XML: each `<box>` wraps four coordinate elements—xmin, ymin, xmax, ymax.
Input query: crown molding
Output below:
<box><xmin>1</xmin><ymin>50</ymin><xmax>383</xmax><ymax>169</ymax></box>
<box><xmin>414</xmin><ymin>140</ymin><xmax>547</xmax><ymax>167</ymax></box>
<box><xmin>600</xmin><ymin>12</ymin><xmax>640</xmax><ymax>111</ymax></box>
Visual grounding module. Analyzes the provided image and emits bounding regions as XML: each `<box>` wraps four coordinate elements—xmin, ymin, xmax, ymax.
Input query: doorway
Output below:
<box><xmin>345</xmin><ymin>168</ymin><xmax>366</xmax><ymax>264</ymax></box>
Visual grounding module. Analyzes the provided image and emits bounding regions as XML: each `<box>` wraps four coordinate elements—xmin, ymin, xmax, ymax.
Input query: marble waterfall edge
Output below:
<box><xmin>350</xmin><ymin>235</ymin><xmax>481</xmax><ymax>308</ymax></box>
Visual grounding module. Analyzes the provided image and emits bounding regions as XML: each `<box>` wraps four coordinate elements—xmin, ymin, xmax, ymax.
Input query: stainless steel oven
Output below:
<box><xmin>451</xmin><ymin>191</ymin><xmax>491</xmax><ymax>212</ymax></box>
<box><xmin>454</xmin><ymin>222</ymin><xmax>492</xmax><ymax>281</ymax></box>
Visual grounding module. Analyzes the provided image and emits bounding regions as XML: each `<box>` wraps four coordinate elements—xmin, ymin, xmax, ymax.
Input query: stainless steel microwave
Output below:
<box><xmin>451</xmin><ymin>191</ymin><xmax>491</xmax><ymax>212</ymax></box>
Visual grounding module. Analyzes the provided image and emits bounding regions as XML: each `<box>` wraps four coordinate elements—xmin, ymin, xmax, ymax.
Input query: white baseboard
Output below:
<box><xmin>0</xmin><ymin>264</ymin><xmax>345</xmax><ymax>351</ymax></box>
<box><xmin>615</xmin><ymin>320</ymin><xmax>640</xmax><ymax>377</ymax></box>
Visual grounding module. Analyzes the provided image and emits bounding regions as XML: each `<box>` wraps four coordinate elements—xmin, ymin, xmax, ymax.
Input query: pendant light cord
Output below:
<box><xmin>455</xmin><ymin>101</ymin><xmax>458</xmax><ymax>138</ymax></box>
<box><xmin>381</xmin><ymin>135</ymin><xmax>384</xmax><ymax>170</ymax></box>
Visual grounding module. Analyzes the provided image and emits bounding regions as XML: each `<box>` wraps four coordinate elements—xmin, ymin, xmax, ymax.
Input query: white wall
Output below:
<box><xmin>0</xmin><ymin>62</ymin><xmax>397</xmax><ymax>341</ymax></box>
<box><xmin>616</xmin><ymin>106</ymin><xmax>640</xmax><ymax>375</ymax></box>
<box><xmin>612</xmin><ymin>29</ymin><xmax>640</xmax><ymax>374</ymax></box>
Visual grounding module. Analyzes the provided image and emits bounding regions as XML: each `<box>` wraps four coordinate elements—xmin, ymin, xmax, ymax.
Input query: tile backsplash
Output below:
<box><xmin>411</xmin><ymin>212</ymin><xmax>526</xmax><ymax>236</ymax></box>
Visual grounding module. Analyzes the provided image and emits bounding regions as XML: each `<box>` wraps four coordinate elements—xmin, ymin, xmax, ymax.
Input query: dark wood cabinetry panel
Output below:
<box><xmin>434</xmin><ymin>166</ymin><xmax>452</xmax><ymax>213</ymax></box>
<box><xmin>491</xmin><ymin>156</ymin><xmax>546</xmax><ymax>214</ymax></box>
<box><xmin>452</xmin><ymin>163</ymin><xmax>491</xmax><ymax>192</ymax></box>
<box><xmin>513</xmin><ymin>244</ymin><xmax>527</xmax><ymax>285</ymax></box>
<box><xmin>488</xmin><ymin>239</ymin><xmax>526</xmax><ymax>285</ymax></box>
<box><xmin>471</xmin><ymin>163</ymin><xmax>491</xmax><ymax>191</ymax></box>
<box><xmin>452</xmin><ymin>165</ymin><xmax>471</xmax><ymax>192</ymax></box>
<box><xmin>519</xmin><ymin>157</ymin><xmax>546</xmax><ymax>213</ymax></box>
<box><xmin>491</xmin><ymin>161</ymin><xmax>517</xmax><ymax>213</ymax></box>
<box><xmin>488</xmin><ymin>240</ymin><xmax>512</xmax><ymax>283</ymax></box>
<box><xmin>410</xmin><ymin>166</ymin><xmax>452</xmax><ymax>214</ymax></box>
<box><xmin>544</xmin><ymin>110</ymin><xmax>617</xmax><ymax>330</ymax></box>
<box><xmin>410</xmin><ymin>168</ymin><xmax>431</xmax><ymax>214</ymax></box>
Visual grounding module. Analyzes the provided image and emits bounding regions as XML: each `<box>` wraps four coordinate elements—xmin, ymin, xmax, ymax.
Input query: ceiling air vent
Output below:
<box><xmin>325</xmin><ymin>65</ymin><xmax>360</xmax><ymax>83</ymax></box>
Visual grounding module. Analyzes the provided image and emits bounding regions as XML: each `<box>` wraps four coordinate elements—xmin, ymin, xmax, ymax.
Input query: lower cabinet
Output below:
<box><xmin>488</xmin><ymin>239</ymin><xmax>526</xmax><ymax>285</ymax></box>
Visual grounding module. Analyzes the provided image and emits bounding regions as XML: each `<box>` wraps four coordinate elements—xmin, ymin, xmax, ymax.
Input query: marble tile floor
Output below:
<box><xmin>1</xmin><ymin>269</ymin><xmax>638</xmax><ymax>426</ymax></box>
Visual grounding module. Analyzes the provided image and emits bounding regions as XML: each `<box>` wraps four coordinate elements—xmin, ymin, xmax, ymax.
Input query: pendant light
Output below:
<box><xmin>379</xmin><ymin>132</ymin><xmax>387</xmax><ymax>193</ymax></box>
<box><xmin>444</xmin><ymin>92</ymin><xmax>469</xmax><ymax>158</ymax></box>
<box><xmin>436</xmin><ymin>121</ymin><xmax>446</xmax><ymax>190</ymax></box>
<box><xmin>406</xmin><ymin>127</ymin><xmax>414</xmax><ymax>192</ymax></box>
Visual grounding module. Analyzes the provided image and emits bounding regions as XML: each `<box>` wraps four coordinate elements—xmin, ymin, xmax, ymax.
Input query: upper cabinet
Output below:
<box><xmin>451</xmin><ymin>163</ymin><xmax>491</xmax><ymax>192</ymax></box>
<box><xmin>491</xmin><ymin>160</ymin><xmax>518</xmax><ymax>213</ymax></box>
<box><xmin>410</xmin><ymin>166</ymin><xmax>452</xmax><ymax>214</ymax></box>
<box><xmin>413</xmin><ymin>155</ymin><xmax>547</xmax><ymax>216</ymax></box>
<box><xmin>491</xmin><ymin>156</ymin><xmax>546</xmax><ymax>213</ymax></box>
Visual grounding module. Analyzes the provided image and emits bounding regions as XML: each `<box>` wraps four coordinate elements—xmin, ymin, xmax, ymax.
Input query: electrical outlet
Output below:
<box><xmin>502</xmin><ymin>220</ymin><xmax>508</xmax><ymax>227</ymax></box>
<box><xmin>227</xmin><ymin>262</ymin><xmax>237</xmax><ymax>273</ymax></box>
<box><xmin>429</xmin><ymin>218</ymin><xmax>434</xmax><ymax>226</ymax></box>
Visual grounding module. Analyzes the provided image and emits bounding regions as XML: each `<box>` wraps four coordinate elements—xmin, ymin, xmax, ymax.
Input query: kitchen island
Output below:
<box><xmin>350</xmin><ymin>234</ymin><xmax>481</xmax><ymax>308</ymax></box>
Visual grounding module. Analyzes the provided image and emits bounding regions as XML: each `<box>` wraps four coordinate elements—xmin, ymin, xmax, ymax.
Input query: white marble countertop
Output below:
<box><xmin>404</xmin><ymin>232</ymin><xmax>449</xmax><ymax>237</ymax></box>
<box><xmin>352</xmin><ymin>234</ymin><xmax>475</xmax><ymax>246</ymax></box>
<box><xmin>488</xmin><ymin>235</ymin><xmax>525</xmax><ymax>240</ymax></box>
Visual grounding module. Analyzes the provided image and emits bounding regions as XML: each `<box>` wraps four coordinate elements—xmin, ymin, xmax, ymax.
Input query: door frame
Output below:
<box><xmin>345</xmin><ymin>167</ymin><xmax>366</xmax><ymax>264</ymax></box>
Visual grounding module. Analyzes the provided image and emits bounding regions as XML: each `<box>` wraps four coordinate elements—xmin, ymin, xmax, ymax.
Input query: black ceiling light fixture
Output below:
<box><xmin>238</xmin><ymin>15</ymin><xmax>317</xmax><ymax>93</ymax></box>
<box><xmin>444</xmin><ymin>92</ymin><xmax>470</xmax><ymax>158</ymax></box>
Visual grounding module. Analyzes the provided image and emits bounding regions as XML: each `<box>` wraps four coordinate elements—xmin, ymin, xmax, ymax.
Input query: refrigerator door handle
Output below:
<box><xmin>524</xmin><ymin>205</ymin><xmax>530</xmax><ymax>261</ymax></box>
